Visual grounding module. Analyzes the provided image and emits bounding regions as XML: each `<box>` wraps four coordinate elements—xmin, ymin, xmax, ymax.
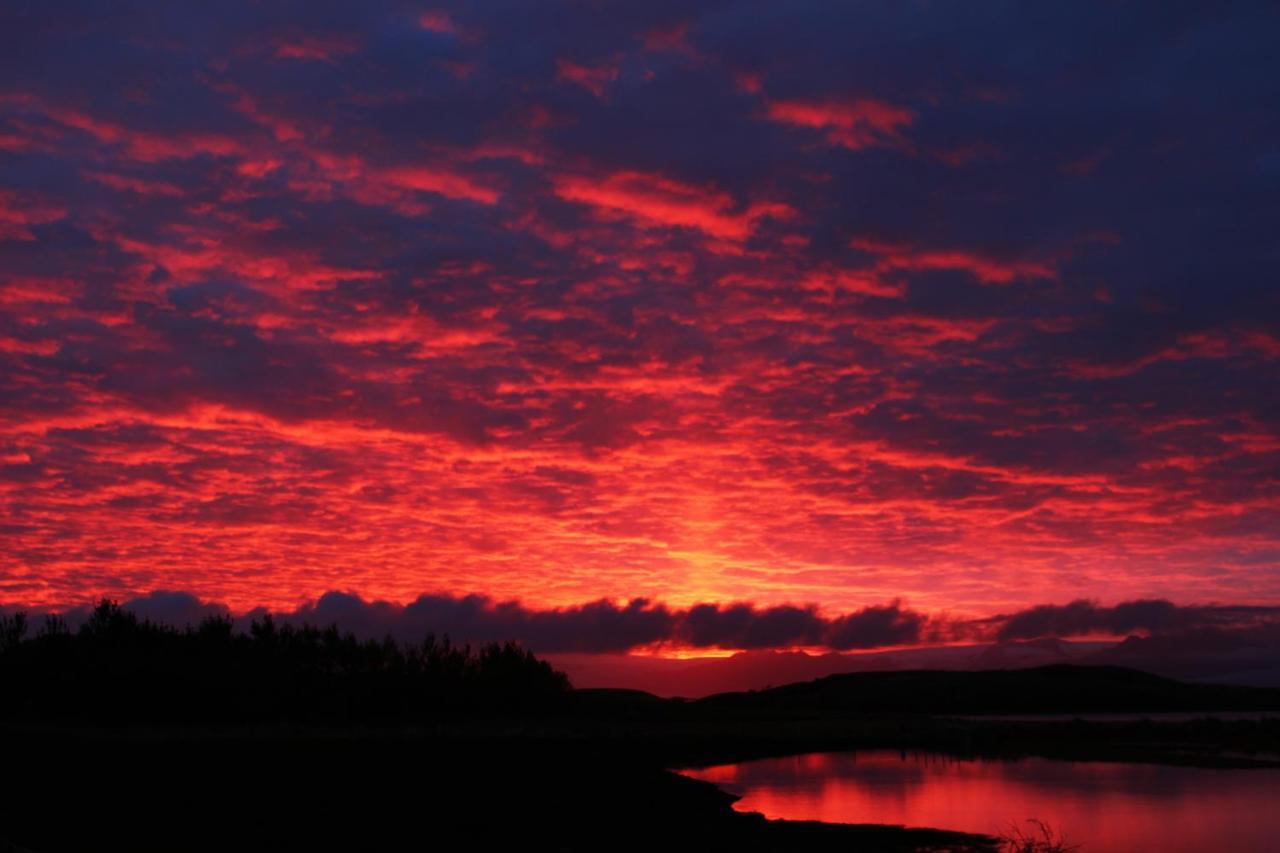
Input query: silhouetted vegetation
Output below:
<box><xmin>0</xmin><ymin>601</ymin><xmax>569</xmax><ymax>725</ymax></box>
<box><xmin>999</xmin><ymin>820</ymin><xmax>1080</xmax><ymax>853</ymax></box>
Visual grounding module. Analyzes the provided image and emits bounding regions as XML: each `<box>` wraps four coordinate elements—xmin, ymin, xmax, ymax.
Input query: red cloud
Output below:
<box><xmin>798</xmin><ymin>267</ymin><xmax>906</xmax><ymax>299</ymax></box>
<box><xmin>2</xmin><ymin>5</ymin><xmax>1276</xmax><ymax>635</ymax></box>
<box><xmin>1065</xmin><ymin>330</ymin><xmax>1280</xmax><ymax>379</ymax></box>
<box><xmin>640</xmin><ymin>22</ymin><xmax>699</xmax><ymax>59</ymax></box>
<box><xmin>553</xmin><ymin>170</ymin><xmax>792</xmax><ymax>240</ymax></box>
<box><xmin>0</xmin><ymin>190</ymin><xmax>64</xmax><ymax>240</ymax></box>
<box><xmin>83</xmin><ymin>171</ymin><xmax>185</xmax><ymax>197</ymax></box>
<box><xmin>30</xmin><ymin>101</ymin><xmax>243</xmax><ymax>162</ymax></box>
<box><xmin>273</xmin><ymin>34</ymin><xmax>361</xmax><ymax>63</ymax></box>
<box><xmin>380</xmin><ymin>166</ymin><xmax>502</xmax><ymax>205</ymax></box>
<box><xmin>556</xmin><ymin>58</ymin><xmax>621</xmax><ymax>98</ymax></box>
<box><xmin>765</xmin><ymin>98</ymin><xmax>914</xmax><ymax>149</ymax></box>
<box><xmin>419</xmin><ymin>10</ymin><xmax>457</xmax><ymax>35</ymax></box>
<box><xmin>851</xmin><ymin>237</ymin><xmax>1056</xmax><ymax>284</ymax></box>
<box><xmin>735</xmin><ymin>71</ymin><xmax>764</xmax><ymax>94</ymax></box>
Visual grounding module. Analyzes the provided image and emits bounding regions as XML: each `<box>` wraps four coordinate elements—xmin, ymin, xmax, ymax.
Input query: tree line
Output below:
<box><xmin>0</xmin><ymin>600</ymin><xmax>571</xmax><ymax>725</ymax></box>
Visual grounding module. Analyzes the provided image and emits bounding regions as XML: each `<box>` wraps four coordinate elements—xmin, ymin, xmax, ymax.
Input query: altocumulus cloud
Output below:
<box><xmin>0</xmin><ymin>1</ymin><xmax>1277</xmax><ymax>618</ymax></box>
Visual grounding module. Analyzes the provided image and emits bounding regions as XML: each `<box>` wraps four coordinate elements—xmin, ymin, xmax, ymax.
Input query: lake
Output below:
<box><xmin>679</xmin><ymin>750</ymin><xmax>1280</xmax><ymax>852</ymax></box>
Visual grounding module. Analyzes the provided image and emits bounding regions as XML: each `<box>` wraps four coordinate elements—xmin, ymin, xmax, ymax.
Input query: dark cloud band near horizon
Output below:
<box><xmin>6</xmin><ymin>591</ymin><xmax>1279</xmax><ymax>655</ymax></box>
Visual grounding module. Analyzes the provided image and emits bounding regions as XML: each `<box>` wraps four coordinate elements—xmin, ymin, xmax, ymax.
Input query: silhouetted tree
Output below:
<box><xmin>0</xmin><ymin>613</ymin><xmax>26</xmax><ymax>653</ymax></box>
<box><xmin>0</xmin><ymin>599</ymin><xmax>570</xmax><ymax>727</ymax></box>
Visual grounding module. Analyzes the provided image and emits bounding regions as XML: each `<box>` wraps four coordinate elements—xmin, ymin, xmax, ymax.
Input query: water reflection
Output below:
<box><xmin>680</xmin><ymin>751</ymin><xmax>1280</xmax><ymax>853</ymax></box>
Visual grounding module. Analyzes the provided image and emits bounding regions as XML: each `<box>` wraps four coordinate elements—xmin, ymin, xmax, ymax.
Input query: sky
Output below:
<box><xmin>1</xmin><ymin>2</ymin><xmax>1278</xmax><ymax>654</ymax></box>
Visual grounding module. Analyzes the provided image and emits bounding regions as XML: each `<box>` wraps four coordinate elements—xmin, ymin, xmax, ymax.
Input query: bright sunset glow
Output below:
<box><xmin>1</xmin><ymin>4</ymin><xmax>1277</xmax><ymax>652</ymax></box>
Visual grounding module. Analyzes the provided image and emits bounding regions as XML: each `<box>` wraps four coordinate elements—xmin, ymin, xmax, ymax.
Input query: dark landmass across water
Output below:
<box><xmin>550</xmin><ymin>632</ymin><xmax>1280</xmax><ymax>696</ymax></box>
<box><xmin>692</xmin><ymin>663</ymin><xmax>1280</xmax><ymax>715</ymax></box>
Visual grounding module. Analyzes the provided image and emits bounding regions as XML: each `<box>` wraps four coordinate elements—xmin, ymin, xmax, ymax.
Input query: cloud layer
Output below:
<box><xmin>15</xmin><ymin>591</ymin><xmax>1279</xmax><ymax>657</ymax></box>
<box><xmin>0</xmin><ymin>2</ymin><xmax>1276</xmax><ymax>616</ymax></box>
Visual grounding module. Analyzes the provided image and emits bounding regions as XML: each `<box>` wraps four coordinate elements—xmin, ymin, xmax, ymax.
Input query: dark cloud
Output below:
<box><xmin>994</xmin><ymin>598</ymin><xmax>1280</xmax><ymax>641</ymax></box>
<box><xmin>48</xmin><ymin>590</ymin><xmax>229</xmax><ymax>633</ymax></box>
<box><xmin>228</xmin><ymin>591</ymin><xmax>676</xmax><ymax>653</ymax></box>
<box><xmin>825</xmin><ymin>601</ymin><xmax>926</xmax><ymax>650</ymax></box>
<box><xmin>677</xmin><ymin>603</ymin><xmax>825</xmax><ymax>648</ymax></box>
<box><xmin>24</xmin><ymin>589</ymin><xmax>1280</xmax><ymax>659</ymax></box>
<box><xmin>10</xmin><ymin>591</ymin><xmax>1280</xmax><ymax>664</ymax></box>
<box><xmin>6</xmin><ymin>591</ymin><xmax>932</xmax><ymax>652</ymax></box>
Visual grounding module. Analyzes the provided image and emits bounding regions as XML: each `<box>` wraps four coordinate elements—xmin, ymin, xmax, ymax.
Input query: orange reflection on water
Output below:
<box><xmin>681</xmin><ymin>751</ymin><xmax>1280</xmax><ymax>853</ymax></box>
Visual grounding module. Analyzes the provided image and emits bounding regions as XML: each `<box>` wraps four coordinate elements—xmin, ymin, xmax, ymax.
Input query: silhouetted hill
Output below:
<box><xmin>546</xmin><ymin>639</ymin><xmax>1114</xmax><ymax>696</ymax></box>
<box><xmin>694</xmin><ymin>664</ymin><xmax>1280</xmax><ymax>715</ymax></box>
<box><xmin>1084</xmin><ymin>629</ymin><xmax>1280</xmax><ymax>687</ymax></box>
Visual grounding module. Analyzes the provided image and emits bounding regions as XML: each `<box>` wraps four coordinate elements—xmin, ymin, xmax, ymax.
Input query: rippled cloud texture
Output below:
<box><xmin>2</xmin><ymin>2</ymin><xmax>1277</xmax><ymax>619</ymax></box>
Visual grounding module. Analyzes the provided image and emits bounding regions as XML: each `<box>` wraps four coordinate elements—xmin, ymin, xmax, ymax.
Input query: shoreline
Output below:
<box><xmin>3</xmin><ymin>715</ymin><xmax>1277</xmax><ymax>851</ymax></box>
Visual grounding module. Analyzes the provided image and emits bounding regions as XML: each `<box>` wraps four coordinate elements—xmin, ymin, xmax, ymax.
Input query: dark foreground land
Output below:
<box><xmin>2</xmin><ymin>605</ymin><xmax>1278</xmax><ymax>852</ymax></box>
<box><xmin>1</xmin><ymin>730</ymin><xmax>1001</xmax><ymax>853</ymax></box>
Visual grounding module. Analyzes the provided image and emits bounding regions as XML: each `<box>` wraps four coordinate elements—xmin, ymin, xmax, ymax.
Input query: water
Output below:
<box><xmin>680</xmin><ymin>751</ymin><xmax>1280</xmax><ymax>852</ymax></box>
<box><xmin>950</xmin><ymin>711</ymin><xmax>1280</xmax><ymax>723</ymax></box>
